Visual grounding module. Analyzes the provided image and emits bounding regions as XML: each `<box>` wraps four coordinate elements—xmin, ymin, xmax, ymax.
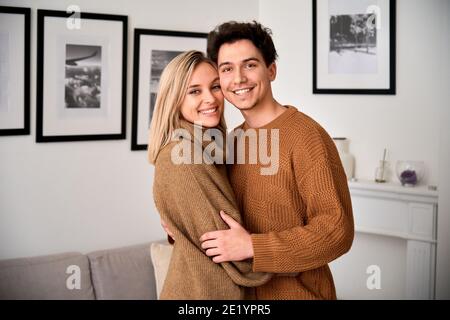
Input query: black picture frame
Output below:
<box><xmin>313</xmin><ymin>0</ymin><xmax>396</xmax><ymax>94</ymax></box>
<box><xmin>131</xmin><ymin>29</ymin><xmax>207</xmax><ymax>151</ymax></box>
<box><xmin>36</xmin><ymin>9</ymin><xmax>127</xmax><ymax>142</ymax></box>
<box><xmin>0</xmin><ymin>6</ymin><xmax>30</xmax><ymax>136</ymax></box>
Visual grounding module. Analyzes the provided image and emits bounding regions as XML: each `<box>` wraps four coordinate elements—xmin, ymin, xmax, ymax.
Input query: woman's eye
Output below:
<box><xmin>188</xmin><ymin>89</ymin><xmax>200</xmax><ymax>95</ymax></box>
<box><xmin>212</xmin><ymin>84</ymin><xmax>221</xmax><ymax>90</ymax></box>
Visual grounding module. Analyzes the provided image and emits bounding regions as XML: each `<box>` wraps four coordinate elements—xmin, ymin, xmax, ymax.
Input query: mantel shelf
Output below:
<box><xmin>348</xmin><ymin>179</ymin><xmax>438</xmax><ymax>203</ymax></box>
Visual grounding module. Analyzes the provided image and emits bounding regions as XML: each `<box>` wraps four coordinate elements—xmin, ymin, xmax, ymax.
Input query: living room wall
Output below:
<box><xmin>0</xmin><ymin>0</ymin><xmax>253</xmax><ymax>259</ymax></box>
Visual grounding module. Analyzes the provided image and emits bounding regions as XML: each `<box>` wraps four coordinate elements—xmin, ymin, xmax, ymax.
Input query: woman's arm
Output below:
<box><xmin>153</xmin><ymin>145</ymin><xmax>272</xmax><ymax>287</ymax></box>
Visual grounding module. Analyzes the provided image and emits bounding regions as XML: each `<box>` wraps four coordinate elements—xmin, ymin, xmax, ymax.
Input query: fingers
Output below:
<box><xmin>219</xmin><ymin>210</ymin><xmax>240</xmax><ymax>228</ymax></box>
<box><xmin>161</xmin><ymin>219</ymin><xmax>175</xmax><ymax>239</ymax></box>
<box><xmin>205</xmin><ymin>248</ymin><xmax>220</xmax><ymax>257</ymax></box>
<box><xmin>200</xmin><ymin>231</ymin><xmax>219</xmax><ymax>242</ymax></box>
<box><xmin>201</xmin><ymin>239</ymin><xmax>217</xmax><ymax>250</ymax></box>
<box><xmin>212</xmin><ymin>255</ymin><xmax>225</xmax><ymax>263</ymax></box>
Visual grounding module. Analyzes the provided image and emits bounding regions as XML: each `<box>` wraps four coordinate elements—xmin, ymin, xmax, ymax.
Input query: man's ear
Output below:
<box><xmin>268</xmin><ymin>62</ymin><xmax>277</xmax><ymax>81</ymax></box>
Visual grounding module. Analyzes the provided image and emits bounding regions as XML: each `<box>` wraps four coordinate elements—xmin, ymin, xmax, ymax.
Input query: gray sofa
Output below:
<box><xmin>0</xmin><ymin>242</ymin><xmax>161</xmax><ymax>300</ymax></box>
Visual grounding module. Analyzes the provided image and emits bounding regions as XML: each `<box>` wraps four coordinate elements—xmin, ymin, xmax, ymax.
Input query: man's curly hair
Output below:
<box><xmin>207</xmin><ymin>21</ymin><xmax>278</xmax><ymax>67</ymax></box>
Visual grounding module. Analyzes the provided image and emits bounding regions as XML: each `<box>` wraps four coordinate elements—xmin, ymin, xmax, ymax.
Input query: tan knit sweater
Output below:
<box><xmin>229</xmin><ymin>105</ymin><xmax>355</xmax><ymax>300</ymax></box>
<box><xmin>152</xmin><ymin>120</ymin><xmax>272</xmax><ymax>300</ymax></box>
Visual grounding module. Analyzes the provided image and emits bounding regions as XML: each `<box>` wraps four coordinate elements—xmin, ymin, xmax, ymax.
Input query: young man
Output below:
<box><xmin>199</xmin><ymin>21</ymin><xmax>355</xmax><ymax>300</ymax></box>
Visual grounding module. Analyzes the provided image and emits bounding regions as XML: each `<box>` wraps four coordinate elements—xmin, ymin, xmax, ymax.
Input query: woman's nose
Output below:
<box><xmin>202</xmin><ymin>90</ymin><xmax>216</xmax><ymax>104</ymax></box>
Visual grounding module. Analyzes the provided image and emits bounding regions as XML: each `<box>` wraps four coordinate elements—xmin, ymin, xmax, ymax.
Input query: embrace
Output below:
<box><xmin>148</xmin><ymin>21</ymin><xmax>354</xmax><ymax>300</ymax></box>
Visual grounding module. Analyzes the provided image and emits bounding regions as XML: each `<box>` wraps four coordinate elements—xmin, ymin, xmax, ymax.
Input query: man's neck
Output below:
<box><xmin>241</xmin><ymin>100</ymin><xmax>286</xmax><ymax>128</ymax></box>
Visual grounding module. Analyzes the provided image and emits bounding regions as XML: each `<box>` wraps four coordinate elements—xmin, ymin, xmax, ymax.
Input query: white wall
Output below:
<box><xmin>0</xmin><ymin>0</ymin><xmax>255</xmax><ymax>259</ymax></box>
<box><xmin>259</xmin><ymin>0</ymin><xmax>450</xmax><ymax>299</ymax></box>
<box><xmin>436</xmin><ymin>0</ymin><xmax>450</xmax><ymax>300</ymax></box>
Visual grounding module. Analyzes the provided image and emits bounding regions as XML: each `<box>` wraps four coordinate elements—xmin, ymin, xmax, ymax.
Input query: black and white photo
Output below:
<box><xmin>313</xmin><ymin>0</ymin><xmax>396</xmax><ymax>94</ymax></box>
<box><xmin>131</xmin><ymin>29</ymin><xmax>207</xmax><ymax>150</ymax></box>
<box><xmin>329</xmin><ymin>13</ymin><xmax>377</xmax><ymax>74</ymax></box>
<box><xmin>36</xmin><ymin>10</ymin><xmax>127</xmax><ymax>142</ymax></box>
<box><xmin>148</xmin><ymin>50</ymin><xmax>182</xmax><ymax>124</ymax></box>
<box><xmin>65</xmin><ymin>44</ymin><xmax>102</xmax><ymax>109</ymax></box>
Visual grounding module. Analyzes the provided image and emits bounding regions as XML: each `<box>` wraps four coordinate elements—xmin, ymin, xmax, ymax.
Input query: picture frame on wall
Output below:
<box><xmin>36</xmin><ymin>9</ymin><xmax>127</xmax><ymax>142</ymax></box>
<box><xmin>131</xmin><ymin>29</ymin><xmax>207</xmax><ymax>150</ymax></box>
<box><xmin>313</xmin><ymin>0</ymin><xmax>396</xmax><ymax>94</ymax></box>
<box><xmin>0</xmin><ymin>6</ymin><xmax>30</xmax><ymax>136</ymax></box>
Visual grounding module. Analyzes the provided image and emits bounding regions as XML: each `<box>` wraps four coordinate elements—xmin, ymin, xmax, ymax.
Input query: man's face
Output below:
<box><xmin>217</xmin><ymin>39</ymin><xmax>276</xmax><ymax>112</ymax></box>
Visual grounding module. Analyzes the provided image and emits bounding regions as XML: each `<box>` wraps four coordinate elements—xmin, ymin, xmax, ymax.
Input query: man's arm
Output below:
<box><xmin>201</xmin><ymin>138</ymin><xmax>354</xmax><ymax>273</ymax></box>
<box><xmin>250</xmin><ymin>159</ymin><xmax>354</xmax><ymax>273</ymax></box>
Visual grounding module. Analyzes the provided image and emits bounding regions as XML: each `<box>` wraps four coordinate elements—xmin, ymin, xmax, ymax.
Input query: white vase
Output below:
<box><xmin>333</xmin><ymin>138</ymin><xmax>355</xmax><ymax>180</ymax></box>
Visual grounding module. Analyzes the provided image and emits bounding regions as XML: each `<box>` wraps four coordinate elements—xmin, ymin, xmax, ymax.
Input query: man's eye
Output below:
<box><xmin>212</xmin><ymin>84</ymin><xmax>221</xmax><ymax>90</ymax></box>
<box><xmin>246</xmin><ymin>63</ymin><xmax>256</xmax><ymax>69</ymax></box>
<box><xmin>220</xmin><ymin>67</ymin><xmax>231</xmax><ymax>73</ymax></box>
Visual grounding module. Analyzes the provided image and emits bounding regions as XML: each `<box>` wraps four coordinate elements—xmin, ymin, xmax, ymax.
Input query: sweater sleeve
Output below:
<box><xmin>250</xmin><ymin>137</ymin><xmax>355</xmax><ymax>273</ymax></box>
<box><xmin>154</xmin><ymin>147</ymin><xmax>272</xmax><ymax>287</ymax></box>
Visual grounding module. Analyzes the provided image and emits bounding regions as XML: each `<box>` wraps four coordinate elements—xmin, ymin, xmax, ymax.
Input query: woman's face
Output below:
<box><xmin>180</xmin><ymin>62</ymin><xmax>224</xmax><ymax>128</ymax></box>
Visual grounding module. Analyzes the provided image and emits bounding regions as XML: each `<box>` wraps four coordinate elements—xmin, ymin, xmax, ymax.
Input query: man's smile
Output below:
<box><xmin>231</xmin><ymin>86</ymin><xmax>255</xmax><ymax>96</ymax></box>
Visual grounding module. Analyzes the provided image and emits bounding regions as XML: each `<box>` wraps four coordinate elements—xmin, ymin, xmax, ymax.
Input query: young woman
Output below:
<box><xmin>148</xmin><ymin>51</ymin><xmax>271</xmax><ymax>300</ymax></box>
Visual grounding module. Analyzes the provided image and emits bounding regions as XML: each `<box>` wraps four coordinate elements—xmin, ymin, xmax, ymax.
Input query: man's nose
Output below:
<box><xmin>233</xmin><ymin>67</ymin><xmax>247</xmax><ymax>84</ymax></box>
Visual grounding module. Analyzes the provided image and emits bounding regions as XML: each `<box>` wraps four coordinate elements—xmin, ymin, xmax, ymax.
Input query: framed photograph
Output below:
<box><xmin>0</xmin><ymin>6</ymin><xmax>30</xmax><ymax>136</ymax></box>
<box><xmin>131</xmin><ymin>29</ymin><xmax>207</xmax><ymax>150</ymax></box>
<box><xmin>313</xmin><ymin>0</ymin><xmax>396</xmax><ymax>94</ymax></box>
<box><xmin>36</xmin><ymin>9</ymin><xmax>127</xmax><ymax>142</ymax></box>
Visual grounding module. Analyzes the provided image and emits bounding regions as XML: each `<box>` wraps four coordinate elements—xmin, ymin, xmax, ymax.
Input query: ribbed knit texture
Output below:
<box><xmin>152</xmin><ymin>120</ymin><xmax>272</xmax><ymax>300</ymax></box>
<box><xmin>228</xmin><ymin>105</ymin><xmax>355</xmax><ymax>300</ymax></box>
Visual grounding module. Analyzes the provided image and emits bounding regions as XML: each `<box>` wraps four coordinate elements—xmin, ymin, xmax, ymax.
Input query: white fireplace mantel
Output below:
<box><xmin>348</xmin><ymin>180</ymin><xmax>438</xmax><ymax>299</ymax></box>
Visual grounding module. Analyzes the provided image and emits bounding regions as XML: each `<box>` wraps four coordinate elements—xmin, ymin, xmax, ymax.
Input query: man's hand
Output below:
<box><xmin>200</xmin><ymin>211</ymin><xmax>254</xmax><ymax>263</ymax></box>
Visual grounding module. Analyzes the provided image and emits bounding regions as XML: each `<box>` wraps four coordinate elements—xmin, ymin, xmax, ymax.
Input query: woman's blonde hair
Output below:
<box><xmin>147</xmin><ymin>50</ymin><xmax>226</xmax><ymax>165</ymax></box>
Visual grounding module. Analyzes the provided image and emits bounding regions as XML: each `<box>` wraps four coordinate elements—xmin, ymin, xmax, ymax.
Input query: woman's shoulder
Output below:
<box><xmin>155</xmin><ymin>141</ymin><xmax>181</xmax><ymax>169</ymax></box>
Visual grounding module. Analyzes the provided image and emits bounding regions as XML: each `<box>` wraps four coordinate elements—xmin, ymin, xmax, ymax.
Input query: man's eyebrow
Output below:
<box><xmin>243</xmin><ymin>57</ymin><xmax>261</xmax><ymax>63</ymax></box>
<box><xmin>218</xmin><ymin>57</ymin><xmax>261</xmax><ymax>68</ymax></box>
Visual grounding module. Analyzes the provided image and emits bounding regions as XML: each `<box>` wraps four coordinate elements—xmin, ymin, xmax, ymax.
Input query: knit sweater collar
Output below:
<box><xmin>242</xmin><ymin>105</ymin><xmax>297</xmax><ymax>130</ymax></box>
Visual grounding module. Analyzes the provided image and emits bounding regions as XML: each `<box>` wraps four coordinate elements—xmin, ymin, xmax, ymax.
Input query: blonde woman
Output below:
<box><xmin>148</xmin><ymin>51</ymin><xmax>271</xmax><ymax>300</ymax></box>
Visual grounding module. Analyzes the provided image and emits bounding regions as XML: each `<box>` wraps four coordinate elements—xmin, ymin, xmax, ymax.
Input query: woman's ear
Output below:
<box><xmin>268</xmin><ymin>62</ymin><xmax>277</xmax><ymax>81</ymax></box>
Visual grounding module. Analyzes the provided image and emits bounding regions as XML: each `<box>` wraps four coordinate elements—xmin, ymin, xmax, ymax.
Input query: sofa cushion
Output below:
<box><xmin>87</xmin><ymin>242</ymin><xmax>156</xmax><ymax>300</ymax></box>
<box><xmin>150</xmin><ymin>242</ymin><xmax>173</xmax><ymax>299</ymax></box>
<box><xmin>0</xmin><ymin>252</ymin><xmax>95</xmax><ymax>300</ymax></box>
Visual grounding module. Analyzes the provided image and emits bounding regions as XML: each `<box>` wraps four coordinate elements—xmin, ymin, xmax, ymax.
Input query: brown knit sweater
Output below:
<box><xmin>152</xmin><ymin>120</ymin><xmax>272</xmax><ymax>300</ymax></box>
<box><xmin>229</xmin><ymin>105</ymin><xmax>355</xmax><ymax>300</ymax></box>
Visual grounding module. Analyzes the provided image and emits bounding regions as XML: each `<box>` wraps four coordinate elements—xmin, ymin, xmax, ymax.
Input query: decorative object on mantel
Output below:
<box><xmin>332</xmin><ymin>137</ymin><xmax>355</xmax><ymax>180</ymax></box>
<box><xmin>396</xmin><ymin>160</ymin><xmax>425</xmax><ymax>187</ymax></box>
<box><xmin>374</xmin><ymin>148</ymin><xmax>389</xmax><ymax>183</ymax></box>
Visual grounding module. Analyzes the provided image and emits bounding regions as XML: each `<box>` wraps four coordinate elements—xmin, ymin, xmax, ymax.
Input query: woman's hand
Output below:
<box><xmin>161</xmin><ymin>219</ymin><xmax>175</xmax><ymax>243</ymax></box>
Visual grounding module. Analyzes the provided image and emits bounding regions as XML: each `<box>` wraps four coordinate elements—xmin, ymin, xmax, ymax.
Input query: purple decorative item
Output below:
<box><xmin>400</xmin><ymin>169</ymin><xmax>417</xmax><ymax>186</ymax></box>
<box><xmin>396</xmin><ymin>161</ymin><xmax>425</xmax><ymax>187</ymax></box>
